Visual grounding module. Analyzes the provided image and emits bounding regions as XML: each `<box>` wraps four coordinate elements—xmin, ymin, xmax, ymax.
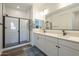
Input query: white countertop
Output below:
<box><xmin>34</xmin><ymin>31</ymin><xmax>79</xmax><ymax>43</ymax></box>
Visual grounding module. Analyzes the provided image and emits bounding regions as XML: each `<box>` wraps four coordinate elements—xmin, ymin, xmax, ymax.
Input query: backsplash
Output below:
<box><xmin>45</xmin><ymin>30</ymin><xmax>79</xmax><ymax>37</ymax></box>
<box><xmin>66</xmin><ymin>31</ymin><xmax>79</xmax><ymax>37</ymax></box>
<box><xmin>33</xmin><ymin>29</ymin><xmax>79</xmax><ymax>37</ymax></box>
<box><xmin>45</xmin><ymin>30</ymin><xmax>62</xmax><ymax>34</ymax></box>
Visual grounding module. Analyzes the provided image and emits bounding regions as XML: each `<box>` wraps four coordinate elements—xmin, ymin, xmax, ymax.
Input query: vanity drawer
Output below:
<box><xmin>38</xmin><ymin>34</ymin><xmax>45</xmax><ymax>39</ymax></box>
<box><xmin>34</xmin><ymin>33</ymin><xmax>39</xmax><ymax>40</ymax></box>
<box><xmin>59</xmin><ymin>39</ymin><xmax>79</xmax><ymax>51</ymax></box>
<box><xmin>45</xmin><ymin>36</ymin><xmax>58</xmax><ymax>44</ymax></box>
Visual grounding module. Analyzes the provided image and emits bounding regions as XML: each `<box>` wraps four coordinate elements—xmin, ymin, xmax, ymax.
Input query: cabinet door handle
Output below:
<box><xmin>58</xmin><ymin>46</ymin><xmax>60</xmax><ymax>48</ymax></box>
<box><xmin>56</xmin><ymin>45</ymin><xmax>60</xmax><ymax>48</ymax></box>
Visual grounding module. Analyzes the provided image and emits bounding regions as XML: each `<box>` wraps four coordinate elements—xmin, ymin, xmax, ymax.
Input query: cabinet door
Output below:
<box><xmin>45</xmin><ymin>36</ymin><xmax>58</xmax><ymax>56</ymax></box>
<box><xmin>38</xmin><ymin>35</ymin><xmax>46</xmax><ymax>53</ymax></box>
<box><xmin>59</xmin><ymin>39</ymin><xmax>79</xmax><ymax>56</ymax></box>
<box><xmin>59</xmin><ymin>45</ymin><xmax>79</xmax><ymax>56</ymax></box>
<box><xmin>34</xmin><ymin>34</ymin><xmax>39</xmax><ymax>47</ymax></box>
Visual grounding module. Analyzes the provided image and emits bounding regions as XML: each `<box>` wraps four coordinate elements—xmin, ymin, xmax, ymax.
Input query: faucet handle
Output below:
<box><xmin>62</xmin><ymin>30</ymin><xmax>67</xmax><ymax>36</ymax></box>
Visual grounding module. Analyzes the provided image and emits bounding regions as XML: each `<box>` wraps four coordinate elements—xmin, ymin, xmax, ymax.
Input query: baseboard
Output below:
<box><xmin>34</xmin><ymin>46</ymin><xmax>47</xmax><ymax>56</ymax></box>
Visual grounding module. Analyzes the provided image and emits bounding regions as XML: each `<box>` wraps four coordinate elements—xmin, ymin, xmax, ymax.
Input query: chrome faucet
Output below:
<box><xmin>62</xmin><ymin>30</ymin><xmax>67</xmax><ymax>36</ymax></box>
<box><xmin>43</xmin><ymin>29</ymin><xmax>45</xmax><ymax>33</ymax></box>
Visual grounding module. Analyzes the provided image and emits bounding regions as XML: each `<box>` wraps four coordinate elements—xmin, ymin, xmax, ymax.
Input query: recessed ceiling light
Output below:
<box><xmin>17</xmin><ymin>6</ymin><xmax>20</xmax><ymax>8</ymax></box>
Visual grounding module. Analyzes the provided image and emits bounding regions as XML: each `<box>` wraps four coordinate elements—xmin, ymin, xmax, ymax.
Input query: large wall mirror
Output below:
<box><xmin>45</xmin><ymin>4</ymin><xmax>79</xmax><ymax>30</ymax></box>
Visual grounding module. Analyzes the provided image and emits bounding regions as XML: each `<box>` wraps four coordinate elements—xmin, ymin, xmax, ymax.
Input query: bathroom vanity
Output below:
<box><xmin>32</xmin><ymin>4</ymin><xmax>79</xmax><ymax>56</ymax></box>
<box><xmin>33</xmin><ymin>31</ymin><xmax>79</xmax><ymax>56</ymax></box>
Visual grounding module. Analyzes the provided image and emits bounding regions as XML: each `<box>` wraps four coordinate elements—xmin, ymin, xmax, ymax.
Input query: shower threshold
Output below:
<box><xmin>5</xmin><ymin>40</ymin><xmax>29</xmax><ymax>48</ymax></box>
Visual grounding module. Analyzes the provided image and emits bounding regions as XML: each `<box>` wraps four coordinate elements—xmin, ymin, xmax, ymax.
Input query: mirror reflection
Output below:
<box><xmin>45</xmin><ymin>4</ymin><xmax>79</xmax><ymax>30</ymax></box>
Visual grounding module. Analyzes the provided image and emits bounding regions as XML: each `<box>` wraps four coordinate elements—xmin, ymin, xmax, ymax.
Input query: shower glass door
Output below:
<box><xmin>20</xmin><ymin>19</ymin><xmax>29</xmax><ymax>44</ymax></box>
<box><xmin>5</xmin><ymin>17</ymin><xmax>19</xmax><ymax>48</ymax></box>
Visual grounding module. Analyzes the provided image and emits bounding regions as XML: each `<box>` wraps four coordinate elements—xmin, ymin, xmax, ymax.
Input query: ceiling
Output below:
<box><xmin>4</xmin><ymin>3</ymin><xmax>32</xmax><ymax>11</ymax></box>
<box><xmin>33</xmin><ymin>3</ymin><xmax>73</xmax><ymax>14</ymax></box>
<box><xmin>33</xmin><ymin>3</ymin><xmax>59</xmax><ymax>14</ymax></box>
<box><xmin>4</xmin><ymin>3</ymin><xmax>59</xmax><ymax>12</ymax></box>
<box><xmin>4</xmin><ymin>3</ymin><xmax>73</xmax><ymax>13</ymax></box>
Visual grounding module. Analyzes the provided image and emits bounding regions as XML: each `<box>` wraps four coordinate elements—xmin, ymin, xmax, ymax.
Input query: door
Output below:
<box><xmin>5</xmin><ymin>17</ymin><xmax>19</xmax><ymax>48</ymax></box>
<box><xmin>59</xmin><ymin>39</ymin><xmax>79</xmax><ymax>56</ymax></box>
<box><xmin>38</xmin><ymin>35</ymin><xmax>46</xmax><ymax>53</ymax></box>
<box><xmin>34</xmin><ymin>34</ymin><xmax>39</xmax><ymax>47</ymax></box>
<box><xmin>45</xmin><ymin>36</ymin><xmax>58</xmax><ymax>56</ymax></box>
<box><xmin>45</xmin><ymin>39</ymin><xmax>58</xmax><ymax>56</ymax></box>
<box><xmin>59</xmin><ymin>45</ymin><xmax>79</xmax><ymax>56</ymax></box>
<box><xmin>20</xmin><ymin>19</ymin><xmax>29</xmax><ymax>44</ymax></box>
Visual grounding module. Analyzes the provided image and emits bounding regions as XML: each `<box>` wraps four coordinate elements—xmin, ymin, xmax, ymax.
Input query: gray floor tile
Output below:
<box><xmin>19</xmin><ymin>46</ymin><xmax>46</xmax><ymax>56</ymax></box>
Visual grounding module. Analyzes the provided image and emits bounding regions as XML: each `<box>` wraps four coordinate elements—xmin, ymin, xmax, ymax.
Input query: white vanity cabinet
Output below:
<box><xmin>59</xmin><ymin>40</ymin><xmax>79</xmax><ymax>56</ymax></box>
<box><xmin>34</xmin><ymin>34</ymin><xmax>40</xmax><ymax>48</ymax></box>
<box><xmin>34</xmin><ymin>33</ymin><xmax>79</xmax><ymax>56</ymax></box>
<box><xmin>34</xmin><ymin>33</ymin><xmax>58</xmax><ymax>56</ymax></box>
<box><xmin>34</xmin><ymin>33</ymin><xmax>45</xmax><ymax>52</ymax></box>
<box><xmin>37</xmin><ymin>35</ymin><xmax>45</xmax><ymax>52</ymax></box>
<box><xmin>45</xmin><ymin>36</ymin><xmax>58</xmax><ymax>56</ymax></box>
<box><xmin>59</xmin><ymin>45</ymin><xmax>79</xmax><ymax>56</ymax></box>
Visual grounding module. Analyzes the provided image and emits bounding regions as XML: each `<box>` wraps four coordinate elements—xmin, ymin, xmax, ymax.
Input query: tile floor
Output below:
<box><xmin>2</xmin><ymin>45</ymin><xmax>46</xmax><ymax>56</ymax></box>
<box><xmin>19</xmin><ymin>46</ymin><xmax>46</xmax><ymax>56</ymax></box>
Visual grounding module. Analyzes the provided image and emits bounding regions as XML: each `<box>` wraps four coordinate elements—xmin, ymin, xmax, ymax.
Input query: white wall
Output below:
<box><xmin>0</xmin><ymin>3</ymin><xmax>2</xmax><ymax>55</ymax></box>
<box><xmin>6</xmin><ymin>8</ymin><xmax>31</xmax><ymax>19</ymax></box>
<box><xmin>32</xmin><ymin>4</ymin><xmax>45</xmax><ymax>21</ymax></box>
<box><xmin>3</xmin><ymin>5</ymin><xmax>32</xmax><ymax>19</ymax></box>
<box><xmin>73</xmin><ymin>12</ymin><xmax>79</xmax><ymax>29</ymax></box>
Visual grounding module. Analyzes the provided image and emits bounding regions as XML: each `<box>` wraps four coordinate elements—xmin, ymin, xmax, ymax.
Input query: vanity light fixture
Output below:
<box><xmin>43</xmin><ymin>9</ymin><xmax>48</xmax><ymax>15</ymax></box>
<box><xmin>40</xmin><ymin>9</ymin><xmax>48</xmax><ymax>17</ymax></box>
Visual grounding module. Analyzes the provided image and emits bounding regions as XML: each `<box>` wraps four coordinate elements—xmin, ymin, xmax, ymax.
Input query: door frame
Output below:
<box><xmin>3</xmin><ymin>16</ymin><xmax>30</xmax><ymax>48</ymax></box>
